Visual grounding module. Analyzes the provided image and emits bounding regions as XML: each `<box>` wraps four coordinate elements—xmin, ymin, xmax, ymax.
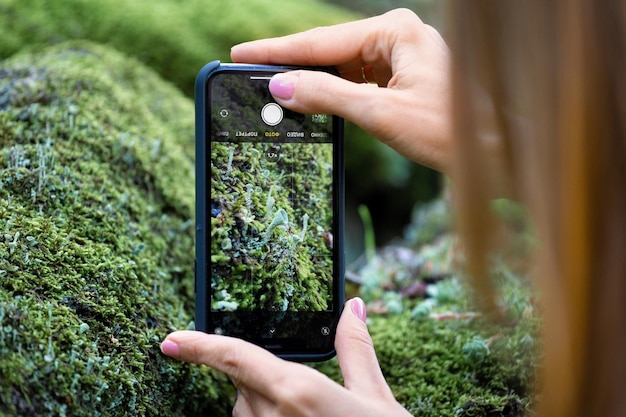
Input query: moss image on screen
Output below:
<box><xmin>210</xmin><ymin>140</ymin><xmax>334</xmax><ymax>312</ymax></box>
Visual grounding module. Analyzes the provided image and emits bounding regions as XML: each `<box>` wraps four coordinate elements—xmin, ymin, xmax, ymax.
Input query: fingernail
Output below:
<box><xmin>269</xmin><ymin>73</ymin><xmax>298</xmax><ymax>100</ymax></box>
<box><xmin>350</xmin><ymin>297</ymin><xmax>367</xmax><ymax>323</ymax></box>
<box><xmin>160</xmin><ymin>339</ymin><xmax>180</xmax><ymax>358</ymax></box>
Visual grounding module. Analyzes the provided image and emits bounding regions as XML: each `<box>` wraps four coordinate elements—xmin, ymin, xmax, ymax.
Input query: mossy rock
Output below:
<box><xmin>313</xmin><ymin>309</ymin><xmax>539</xmax><ymax>417</ymax></box>
<box><xmin>0</xmin><ymin>42</ymin><xmax>232</xmax><ymax>416</ymax></box>
<box><xmin>371</xmin><ymin>312</ymin><xmax>538</xmax><ymax>416</ymax></box>
<box><xmin>0</xmin><ymin>0</ymin><xmax>358</xmax><ymax>97</ymax></box>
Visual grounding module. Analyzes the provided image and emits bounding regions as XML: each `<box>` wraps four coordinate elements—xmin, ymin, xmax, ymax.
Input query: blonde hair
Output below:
<box><xmin>448</xmin><ymin>2</ymin><xmax>626</xmax><ymax>416</ymax></box>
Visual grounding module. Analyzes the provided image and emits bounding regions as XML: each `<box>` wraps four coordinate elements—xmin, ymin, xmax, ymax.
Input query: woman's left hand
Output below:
<box><xmin>161</xmin><ymin>298</ymin><xmax>412</xmax><ymax>417</ymax></box>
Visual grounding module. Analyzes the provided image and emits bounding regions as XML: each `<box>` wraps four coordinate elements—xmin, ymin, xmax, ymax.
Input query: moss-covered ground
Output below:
<box><xmin>0</xmin><ymin>42</ymin><xmax>232</xmax><ymax>416</ymax></box>
<box><xmin>371</xmin><ymin>311</ymin><xmax>538</xmax><ymax>417</ymax></box>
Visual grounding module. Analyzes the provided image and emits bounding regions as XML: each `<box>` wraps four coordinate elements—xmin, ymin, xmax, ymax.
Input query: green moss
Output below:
<box><xmin>210</xmin><ymin>140</ymin><xmax>334</xmax><ymax>312</ymax></box>
<box><xmin>0</xmin><ymin>0</ymin><xmax>358</xmax><ymax>96</ymax></box>
<box><xmin>0</xmin><ymin>42</ymin><xmax>231</xmax><ymax>416</ymax></box>
<box><xmin>314</xmin><ymin>308</ymin><xmax>539</xmax><ymax>417</ymax></box>
<box><xmin>374</xmin><ymin>312</ymin><xmax>538</xmax><ymax>416</ymax></box>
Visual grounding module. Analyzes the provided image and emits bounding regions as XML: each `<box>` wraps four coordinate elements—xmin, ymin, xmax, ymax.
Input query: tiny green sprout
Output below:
<box><xmin>462</xmin><ymin>336</ymin><xmax>491</xmax><ymax>365</ymax></box>
<box><xmin>288</xmin><ymin>212</ymin><xmax>310</xmax><ymax>250</ymax></box>
<box><xmin>299</xmin><ymin>213</ymin><xmax>309</xmax><ymax>243</ymax></box>
<box><xmin>132</xmin><ymin>243</ymin><xmax>145</xmax><ymax>255</ymax></box>
<box><xmin>78</xmin><ymin>322</ymin><xmax>90</xmax><ymax>334</ymax></box>
<box><xmin>211</xmin><ymin>254</ymin><xmax>230</xmax><ymax>263</ymax></box>
<box><xmin>411</xmin><ymin>298</ymin><xmax>436</xmax><ymax>320</ymax></box>
<box><xmin>238</xmin><ymin>208</ymin><xmax>254</xmax><ymax>237</ymax></box>
<box><xmin>35</xmin><ymin>139</ymin><xmax>55</xmax><ymax>193</ymax></box>
<box><xmin>245</xmin><ymin>183</ymin><xmax>254</xmax><ymax>212</ymax></box>
<box><xmin>241</xmin><ymin>142</ymin><xmax>250</xmax><ymax>158</ymax></box>
<box><xmin>213</xmin><ymin>290</ymin><xmax>239</xmax><ymax>311</ymax></box>
<box><xmin>249</xmin><ymin>148</ymin><xmax>261</xmax><ymax>169</ymax></box>
<box><xmin>7</xmin><ymin>145</ymin><xmax>30</xmax><ymax>169</ymax></box>
<box><xmin>383</xmin><ymin>291</ymin><xmax>403</xmax><ymax>314</ymax></box>
<box><xmin>262</xmin><ymin>209</ymin><xmax>288</xmax><ymax>244</ymax></box>
<box><xmin>226</xmin><ymin>147</ymin><xmax>234</xmax><ymax>174</ymax></box>
<box><xmin>95</xmin><ymin>381</ymin><xmax>109</xmax><ymax>399</ymax></box>
<box><xmin>431</xmin><ymin>278</ymin><xmax>463</xmax><ymax>305</ymax></box>
<box><xmin>519</xmin><ymin>332</ymin><xmax>535</xmax><ymax>349</ymax></box>
<box><xmin>8</xmin><ymin>231</ymin><xmax>20</xmax><ymax>254</ymax></box>
<box><xmin>43</xmin><ymin>336</ymin><xmax>55</xmax><ymax>363</ymax></box>
<box><xmin>221</xmin><ymin>237</ymin><xmax>232</xmax><ymax>250</ymax></box>
<box><xmin>265</xmin><ymin>186</ymin><xmax>275</xmax><ymax>221</ymax></box>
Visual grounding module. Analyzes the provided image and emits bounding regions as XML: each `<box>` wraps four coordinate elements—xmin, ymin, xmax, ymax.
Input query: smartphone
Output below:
<box><xmin>194</xmin><ymin>61</ymin><xmax>344</xmax><ymax>361</ymax></box>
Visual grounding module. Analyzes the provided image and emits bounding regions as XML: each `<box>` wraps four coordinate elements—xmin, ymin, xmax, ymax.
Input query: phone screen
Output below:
<box><xmin>196</xmin><ymin>65</ymin><xmax>343</xmax><ymax>360</ymax></box>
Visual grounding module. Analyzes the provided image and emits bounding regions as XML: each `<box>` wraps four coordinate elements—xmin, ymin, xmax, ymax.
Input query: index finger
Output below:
<box><xmin>162</xmin><ymin>331</ymin><xmax>283</xmax><ymax>389</ymax></box>
<box><xmin>161</xmin><ymin>331</ymin><xmax>316</xmax><ymax>398</ymax></box>
<box><xmin>230</xmin><ymin>9</ymin><xmax>427</xmax><ymax>83</ymax></box>
<box><xmin>231</xmin><ymin>20</ymin><xmax>378</xmax><ymax>72</ymax></box>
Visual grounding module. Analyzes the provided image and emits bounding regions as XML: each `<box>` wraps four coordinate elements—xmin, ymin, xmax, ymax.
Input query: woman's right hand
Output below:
<box><xmin>231</xmin><ymin>8</ymin><xmax>453</xmax><ymax>174</ymax></box>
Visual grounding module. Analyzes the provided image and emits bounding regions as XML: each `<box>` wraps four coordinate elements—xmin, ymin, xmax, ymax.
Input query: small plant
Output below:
<box><xmin>299</xmin><ymin>212</ymin><xmax>309</xmax><ymax>243</ymax></box>
<box><xmin>226</xmin><ymin>147</ymin><xmax>234</xmax><ymax>174</ymax></box>
<box><xmin>264</xmin><ymin>185</ymin><xmax>275</xmax><ymax>221</ymax></box>
<box><xmin>262</xmin><ymin>208</ymin><xmax>288</xmax><ymax>244</ymax></box>
<box><xmin>462</xmin><ymin>336</ymin><xmax>491</xmax><ymax>365</ymax></box>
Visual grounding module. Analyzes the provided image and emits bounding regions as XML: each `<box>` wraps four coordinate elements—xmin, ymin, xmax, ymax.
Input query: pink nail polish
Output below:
<box><xmin>269</xmin><ymin>73</ymin><xmax>297</xmax><ymax>100</ymax></box>
<box><xmin>161</xmin><ymin>340</ymin><xmax>180</xmax><ymax>358</ymax></box>
<box><xmin>350</xmin><ymin>298</ymin><xmax>367</xmax><ymax>323</ymax></box>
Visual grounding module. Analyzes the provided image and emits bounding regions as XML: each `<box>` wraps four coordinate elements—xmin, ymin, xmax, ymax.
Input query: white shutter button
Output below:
<box><xmin>261</xmin><ymin>103</ymin><xmax>283</xmax><ymax>126</ymax></box>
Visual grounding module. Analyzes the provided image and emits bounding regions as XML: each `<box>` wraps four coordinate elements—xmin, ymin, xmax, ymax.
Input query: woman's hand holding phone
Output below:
<box><xmin>164</xmin><ymin>8</ymin><xmax>454</xmax><ymax>416</ymax></box>
<box><xmin>231</xmin><ymin>8</ymin><xmax>453</xmax><ymax>175</ymax></box>
<box><xmin>162</xmin><ymin>298</ymin><xmax>412</xmax><ymax>417</ymax></box>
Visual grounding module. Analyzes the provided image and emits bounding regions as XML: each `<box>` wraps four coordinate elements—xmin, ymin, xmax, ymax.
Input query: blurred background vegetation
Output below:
<box><xmin>0</xmin><ymin>0</ymin><xmax>446</xmax><ymax>261</ymax></box>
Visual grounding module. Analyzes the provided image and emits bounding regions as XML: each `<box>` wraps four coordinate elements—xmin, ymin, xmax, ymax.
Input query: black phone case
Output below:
<box><xmin>194</xmin><ymin>61</ymin><xmax>344</xmax><ymax>361</ymax></box>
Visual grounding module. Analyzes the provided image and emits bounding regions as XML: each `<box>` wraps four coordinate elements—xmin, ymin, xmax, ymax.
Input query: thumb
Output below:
<box><xmin>268</xmin><ymin>70</ymin><xmax>438</xmax><ymax>170</ymax></box>
<box><xmin>268</xmin><ymin>70</ymin><xmax>388</xmax><ymax>125</ymax></box>
<box><xmin>335</xmin><ymin>297</ymin><xmax>395</xmax><ymax>400</ymax></box>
